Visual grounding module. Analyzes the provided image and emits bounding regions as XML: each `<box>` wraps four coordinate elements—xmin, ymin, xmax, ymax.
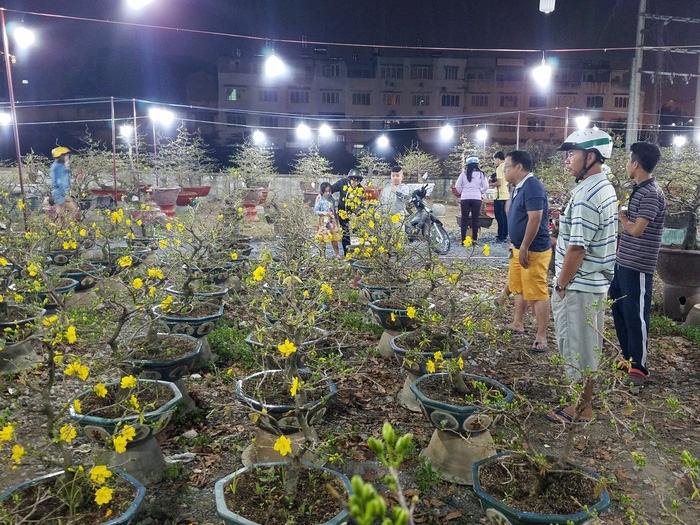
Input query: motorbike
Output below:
<box><xmin>405</xmin><ymin>183</ymin><xmax>450</xmax><ymax>255</ymax></box>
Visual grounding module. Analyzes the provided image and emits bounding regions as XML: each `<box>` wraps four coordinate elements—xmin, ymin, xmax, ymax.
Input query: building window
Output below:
<box><xmin>226</xmin><ymin>115</ymin><xmax>247</xmax><ymax>125</ymax></box>
<box><xmin>529</xmin><ymin>95</ymin><xmax>547</xmax><ymax>107</ymax></box>
<box><xmin>498</xmin><ymin>120</ymin><xmax>515</xmax><ymax>132</ymax></box>
<box><xmin>380</xmin><ymin>65</ymin><xmax>404</xmax><ymax>79</ymax></box>
<box><xmin>352</xmin><ymin>92</ymin><xmax>371</xmax><ymax>105</ymax></box>
<box><xmin>321</xmin><ymin>91</ymin><xmax>340</xmax><ymax>104</ymax></box>
<box><xmin>351</xmin><ymin>120</ymin><xmax>370</xmax><ymax>129</ymax></box>
<box><xmin>586</xmin><ymin>96</ymin><xmax>604</xmax><ymax>108</ymax></box>
<box><xmin>382</xmin><ymin>93</ymin><xmax>401</xmax><ymax>106</ymax></box>
<box><xmin>499</xmin><ymin>95</ymin><xmax>518</xmax><ymax>108</ymax></box>
<box><xmin>321</xmin><ymin>64</ymin><xmax>340</xmax><ymax>77</ymax></box>
<box><xmin>471</xmin><ymin>95</ymin><xmax>488</xmax><ymax>107</ymax></box>
<box><xmin>225</xmin><ymin>87</ymin><xmax>245</xmax><ymax>101</ymax></box>
<box><xmin>444</xmin><ymin>66</ymin><xmax>458</xmax><ymax>80</ymax></box>
<box><xmin>411</xmin><ymin>66</ymin><xmax>433</xmax><ymax>80</ymax></box>
<box><xmin>412</xmin><ymin>94</ymin><xmax>430</xmax><ymax>107</ymax></box>
<box><xmin>259</xmin><ymin>89</ymin><xmax>278</xmax><ymax>103</ymax></box>
<box><xmin>259</xmin><ymin>116</ymin><xmax>279</xmax><ymax>127</ymax></box>
<box><xmin>466</xmin><ymin>72</ymin><xmax>485</xmax><ymax>80</ymax></box>
<box><xmin>614</xmin><ymin>96</ymin><xmax>628</xmax><ymax>108</ymax></box>
<box><xmin>442</xmin><ymin>94</ymin><xmax>460</xmax><ymax>107</ymax></box>
<box><xmin>527</xmin><ymin>119</ymin><xmax>545</xmax><ymax>132</ymax></box>
<box><xmin>290</xmin><ymin>90</ymin><xmax>310</xmax><ymax>104</ymax></box>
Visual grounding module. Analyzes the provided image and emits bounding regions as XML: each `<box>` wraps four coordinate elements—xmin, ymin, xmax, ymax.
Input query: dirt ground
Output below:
<box><xmin>1</xmin><ymin>211</ymin><xmax>699</xmax><ymax>525</ymax></box>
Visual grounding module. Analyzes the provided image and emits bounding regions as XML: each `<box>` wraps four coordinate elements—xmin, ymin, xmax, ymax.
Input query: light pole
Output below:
<box><xmin>476</xmin><ymin>128</ymin><xmax>488</xmax><ymax>155</ymax></box>
<box><xmin>149</xmin><ymin>107</ymin><xmax>174</xmax><ymax>187</ymax></box>
<box><xmin>1</xmin><ymin>9</ymin><xmax>33</xmax><ymax>228</ymax></box>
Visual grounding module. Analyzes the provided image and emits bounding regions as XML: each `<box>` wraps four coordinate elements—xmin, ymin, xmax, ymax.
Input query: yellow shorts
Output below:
<box><xmin>508</xmin><ymin>247</ymin><xmax>552</xmax><ymax>301</ymax></box>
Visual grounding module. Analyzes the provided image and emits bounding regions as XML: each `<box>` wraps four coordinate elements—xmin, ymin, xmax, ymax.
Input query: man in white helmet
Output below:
<box><xmin>548</xmin><ymin>128</ymin><xmax>617</xmax><ymax>424</ymax></box>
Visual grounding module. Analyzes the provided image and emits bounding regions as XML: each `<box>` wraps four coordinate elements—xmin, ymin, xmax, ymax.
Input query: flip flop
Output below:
<box><xmin>545</xmin><ymin>409</ymin><xmax>590</xmax><ymax>425</ymax></box>
<box><xmin>531</xmin><ymin>341</ymin><xmax>548</xmax><ymax>353</ymax></box>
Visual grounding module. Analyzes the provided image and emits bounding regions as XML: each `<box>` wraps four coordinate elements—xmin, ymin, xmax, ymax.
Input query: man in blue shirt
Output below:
<box><xmin>502</xmin><ymin>150</ymin><xmax>551</xmax><ymax>352</ymax></box>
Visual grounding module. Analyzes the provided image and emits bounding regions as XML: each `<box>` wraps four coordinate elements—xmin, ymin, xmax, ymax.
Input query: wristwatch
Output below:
<box><xmin>555</xmin><ymin>282</ymin><xmax>565</xmax><ymax>292</ymax></box>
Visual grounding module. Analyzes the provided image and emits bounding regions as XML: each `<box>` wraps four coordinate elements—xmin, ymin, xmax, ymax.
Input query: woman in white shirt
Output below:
<box><xmin>454</xmin><ymin>155</ymin><xmax>488</xmax><ymax>245</ymax></box>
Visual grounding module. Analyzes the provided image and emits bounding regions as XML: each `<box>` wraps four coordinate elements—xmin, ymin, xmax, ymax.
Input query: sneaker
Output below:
<box><xmin>624</xmin><ymin>369</ymin><xmax>647</xmax><ymax>387</ymax></box>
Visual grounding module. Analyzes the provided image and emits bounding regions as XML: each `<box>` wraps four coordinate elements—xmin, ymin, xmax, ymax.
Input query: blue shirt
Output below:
<box><xmin>507</xmin><ymin>173</ymin><xmax>550</xmax><ymax>252</ymax></box>
<box><xmin>50</xmin><ymin>161</ymin><xmax>71</xmax><ymax>197</ymax></box>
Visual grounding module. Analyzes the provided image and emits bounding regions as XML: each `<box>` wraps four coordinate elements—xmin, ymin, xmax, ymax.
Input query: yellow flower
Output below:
<box><xmin>79</xmin><ymin>228</ymin><xmax>86</xmax><ymax>236</ymax></box>
<box><xmin>426</xmin><ymin>360</ymin><xmax>436</xmax><ymax>373</ymax></box>
<box><xmin>449</xmin><ymin>273</ymin><xmax>458</xmax><ymax>284</ymax></box>
<box><xmin>463</xmin><ymin>236</ymin><xmax>472</xmax><ymax>247</ymax></box>
<box><xmin>148</xmin><ymin>268</ymin><xmax>164</xmax><ymax>279</ymax></box>
<box><xmin>0</xmin><ymin>425</ymin><xmax>14</xmax><ymax>442</ymax></box>
<box><xmin>406</xmin><ymin>307</ymin><xmax>416</xmax><ymax>319</ymax></box>
<box><xmin>0</xmin><ymin>257</ymin><xmax>7</xmax><ymax>266</ymax></box>
<box><xmin>290</xmin><ymin>376</ymin><xmax>299</xmax><ymax>397</ymax></box>
<box><xmin>458</xmin><ymin>357</ymin><xmax>464</xmax><ymax>370</ymax></box>
<box><xmin>132</xmin><ymin>278</ymin><xmax>144</xmax><ymax>290</ymax></box>
<box><xmin>302</xmin><ymin>290</ymin><xmax>310</xmax><ymax>299</ymax></box>
<box><xmin>18</xmin><ymin>200</ymin><xmax>25</xmax><ymax>210</ymax></box>
<box><xmin>483</xmin><ymin>244</ymin><xmax>490</xmax><ymax>256</ymax></box>
<box><xmin>390</xmin><ymin>312</ymin><xmax>396</xmax><ymax>322</ymax></box>
<box><xmin>0</xmin><ymin>294</ymin><xmax>3</xmax><ymax>303</ymax></box>
<box><xmin>278</xmin><ymin>339</ymin><xmax>297</xmax><ymax>357</ymax></box>
<box><xmin>118</xmin><ymin>256</ymin><xmax>132</xmax><ymax>267</ymax></box>
<box><xmin>90</xmin><ymin>465</ymin><xmax>112</xmax><ymax>485</ymax></box>
<box><xmin>59</xmin><ymin>424</ymin><xmax>77</xmax><ymax>443</ymax></box>
<box><xmin>273</xmin><ymin>435</ymin><xmax>292</xmax><ymax>457</ymax></box>
<box><xmin>92</xmin><ymin>384</ymin><xmax>108</xmax><ymax>400</ymax></box>
<box><xmin>11</xmin><ymin>444</ymin><xmax>24</xmax><ymax>464</ymax></box>
<box><xmin>433</xmin><ymin>351</ymin><xmax>443</xmax><ymax>361</ymax></box>
<box><xmin>166</xmin><ymin>223</ymin><xmax>172</xmax><ymax>231</ymax></box>
<box><xmin>368</xmin><ymin>220</ymin><xmax>375</xmax><ymax>228</ymax></box>
<box><xmin>391</xmin><ymin>213</ymin><xmax>401</xmax><ymax>223</ymax></box>
<box><xmin>320</xmin><ymin>283</ymin><xmax>333</xmax><ymax>296</ymax></box>
<box><xmin>95</xmin><ymin>486</ymin><xmax>113</xmax><ymax>506</ymax></box>
<box><xmin>113</xmin><ymin>435</ymin><xmax>128</xmax><ymax>453</ymax></box>
<box><xmin>66</xmin><ymin>325</ymin><xmax>77</xmax><ymax>344</ymax></box>
<box><xmin>218</xmin><ymin>214</ymin><xmax>223</xmax><ymax>220</ymax></box>
<box><xmin>120</xmin><ymin>375</ymin><xmax>137</xmax><ymax>389</ymax></box>
<box><xmin>396</xmin><ymin>242</ymin><xmax>402</xmax><ymax>250</ymax></box>
<box><xmin>73</xmin><ymin>399</ymin><xmax>82</xmax><ymax>414</ymax></box>
<box><xmin>177</xmin><ymin>223</ymin><xmax>184</xmax><ymax>232</ymax></box>
<box><xmin>161</xmin><ymin>295</ymin><xmax>173</xmax><ymax>311</ymax></box>
<box><xmin>230</xmin><ymin>253</ymin><xmax>238</xmax><ymax>261</ymax></box>
<box><xmin>149</xmin><ymin>286</ymin><xmax>156</xmax><ymax>297</ymax></box>
<box><xmin>130</xmin><ymin>395</ymin><xmax>139</xmax><ymax>410</ymax></box>
<box><xmin>27</xmin><ymin>263</ymin><xmax>38</xmax><ymax>277</ymax></box>
<box><xmin>159</xmin><ymin>240</ymin><xmax>167</xmax><ymax>249</ymax></box>
<box><xmin>64</xmin><ymin>361</ymin><xmax>89</xmax><ymax>380</ymax></box>
<box><xmin>43</xmin><ymin>315</ymin><xmax>58</xmax><ymax>326</ymax></box>
<box><xmin>120</xmin><ymin>425</ymin><xmax>136</xmax><ymax>441</ymax></box>
<box><xmin>253</xmin><ymin>266</ymin><xmax>266</xmax><ymax>281</ymax></box>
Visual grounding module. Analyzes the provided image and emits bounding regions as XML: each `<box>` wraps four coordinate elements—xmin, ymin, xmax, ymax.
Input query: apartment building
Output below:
<box><xmin>217</xmin><ymin>49</ymin><xmax>636</xmax><ymax>154</ymax></box>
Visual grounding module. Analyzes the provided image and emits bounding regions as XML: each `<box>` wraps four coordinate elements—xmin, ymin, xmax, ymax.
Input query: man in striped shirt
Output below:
<box><xmin>550</xmin><ymin>129</ymin><xmax>618</xmax><ymax>424</ymax></box>
<box><xmin>610</xmin><ymin>142</ymin><xmax>665</xmax><ymax>388</ymax></box>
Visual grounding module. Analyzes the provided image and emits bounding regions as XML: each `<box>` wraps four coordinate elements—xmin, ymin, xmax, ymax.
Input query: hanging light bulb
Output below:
<box><xmin>539</xmin><ymin>0</ymin><xmax>556</xmax><ymax>13</ymax></box>
<box><xmin>532</xmin><ymin>54</ymin><xmax>552</xmax><ymax>87</ymax></box>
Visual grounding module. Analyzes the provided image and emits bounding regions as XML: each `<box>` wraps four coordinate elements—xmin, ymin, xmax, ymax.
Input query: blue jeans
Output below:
<box><xmin>494</xmin><ymin>199</ymin><xmax>508</xmax><ymax>241</ymax></box>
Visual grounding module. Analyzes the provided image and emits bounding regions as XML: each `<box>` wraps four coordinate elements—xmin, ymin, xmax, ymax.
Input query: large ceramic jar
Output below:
<box><xmin>472</xmin><ymin>451</ymin><xmax>611</xmax><ymax>525</ymax></box>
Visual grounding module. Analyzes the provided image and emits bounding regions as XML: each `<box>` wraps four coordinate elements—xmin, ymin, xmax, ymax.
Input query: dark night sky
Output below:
<box><xmin>0</xmin><ymin>0</ymin><xmax>698</xmax><ymax>155</ymax></box>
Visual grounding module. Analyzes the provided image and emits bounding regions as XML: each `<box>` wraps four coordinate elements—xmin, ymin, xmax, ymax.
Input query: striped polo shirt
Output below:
<box><xmin>555</xmin><ymin>172</ymin><xmax>618</xmax><ymax>293</ymax></box>
<box><xmin>617</xmin><ymin>178</ymin><xmax>666</xmax><ymax>274</ymax></box>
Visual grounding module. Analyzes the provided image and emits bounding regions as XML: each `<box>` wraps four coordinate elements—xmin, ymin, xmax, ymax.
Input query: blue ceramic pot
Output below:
<box><xmin>20</xmin><ymin>278</ymin><xmax>78</xmax><ymax>307</ymax></box>
<box><xmin>128</xmin><ymin>333</ymin><xmax>202</xmax><ymax>381</ymax></box>
<box><xmin>357</xmin><ymin>279</ymin><xmax>410</xmax><ymax>302</ymax></box>
<box><xmin>472</xmin><ymin>451</ymin><xmax>611</xmax><ymax>525</ymax></box>
<box><xmin>410</xmin><ymin>373</ymin><xmax>514</xmax><ymax>436</ymax></box>
<box><xmin>215</xmin><ymin>462</ymin><xmax>351</xmax><ymax>525</ymax></box>
<box><xmin>46</xmin><ymin>250</ymin><xmax>77</xmax><ymax>266</ymax></box>
<box><xmin>165</xmin><ymin>285</ymin><xmax>229</xmax><ymax>305</ymax></box>
<box><xmin>68</xmin><ymin>379</ymin><xmax>182</xmax><ymax>447</ymax></box>
<box><xmin>152</xmin><ymin>303</ymin><xmax>224</xmax><ymax>338</ymax></box>
<box><xmin>186</xmin><ymin>260</ymin><xmax>247</xmax><ymax>284</ymax></box>
<box><xmin>126</xmin><ymin>237</ymin><xmax>161</xmax><ymax>251</ymax></box>
<box><xmin>55</xmin><ymin>265</ymin><xmax>104</xmax><ymax>291</ymax></box>
<box><xmin>0</xmin><ymin>306</ymin><xmax>45</xmax><ymax>332</ymax></box>
<box><xmin>0</xmin><ymin>469</ymin><xmax>146</xmax><ymax>525</ymax></box>
<box><xmin>390</xmin><ymin>331</ymin><xmax>469</xmax><ymax>375</ymax></box>
<box><xmin>351</xmin><ymin>260</ymin><xmax>374</xmax><ymax>275</ymax></box>
<box><xmin>108</xmin><ymin>249</ymin><xmax>150</xmax><ymax>268</ymax></box>
<box><xmin>368</xmin><ymin>300</ymin><xmax>432</xmax><ymax>331</ymax></box>
<box><xmin>236</xmin><ymin>369</ymin><xmax>336</xmax><ymax>430</ymax></box>
<box><xmin>245</xmin><ymin>327</ymin><xmax>328</xmax><ymax>353</ymax></box>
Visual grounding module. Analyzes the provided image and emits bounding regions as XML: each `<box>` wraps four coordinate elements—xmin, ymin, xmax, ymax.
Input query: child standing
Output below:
<box><xmin>314</xmin><ymin>182</ymin><xmax>342</xmax><ymax>258</ymax></box>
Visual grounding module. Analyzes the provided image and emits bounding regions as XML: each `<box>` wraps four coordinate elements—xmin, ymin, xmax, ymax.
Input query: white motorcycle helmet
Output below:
<box><xmin>558</xmin><ymin>128</ymin><xmax>613</xmax><ymax>181</ymax></box>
